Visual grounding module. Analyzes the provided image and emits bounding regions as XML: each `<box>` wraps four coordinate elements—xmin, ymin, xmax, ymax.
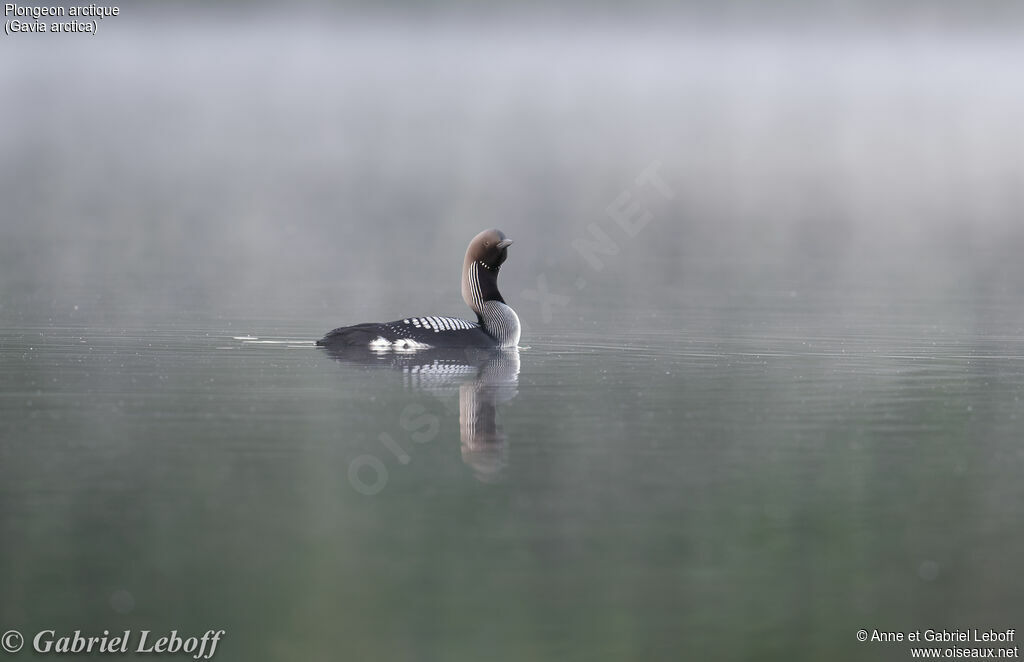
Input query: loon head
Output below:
<box><xmin>462</xmin><ymin>229</ymin><xmax>513</xmax><ymax>315</ymax></box>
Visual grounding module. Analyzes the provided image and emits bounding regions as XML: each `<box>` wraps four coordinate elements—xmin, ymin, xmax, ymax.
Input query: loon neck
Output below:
<box><xmin>462</xmin><ymin>260</ymin><xmax>505</xmax><ymax>315</ymax></box>
<box><xmin>461</xmin><ymin>254</ymin><xmax>517</xmax><ymax>347</ymax></box>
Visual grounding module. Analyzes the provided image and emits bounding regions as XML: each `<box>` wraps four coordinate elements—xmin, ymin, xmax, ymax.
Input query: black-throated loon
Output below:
<box><xmin>317</xmin><ymin>229</ymin><xmax>521</xmax><ymax>350</ymax></box>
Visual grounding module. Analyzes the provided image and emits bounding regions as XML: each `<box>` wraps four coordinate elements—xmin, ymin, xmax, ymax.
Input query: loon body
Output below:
<box><xmin>317</xmin><ymin>229</ymin><xmax>520</xmax><ymax>350</ymax></box>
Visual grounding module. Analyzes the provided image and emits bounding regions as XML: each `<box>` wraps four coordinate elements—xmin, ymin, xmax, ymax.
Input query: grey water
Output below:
<box><xmin>2</xmin><ymin>10</ymin><xmax>1024</xmax><ymax>661</ymax></box>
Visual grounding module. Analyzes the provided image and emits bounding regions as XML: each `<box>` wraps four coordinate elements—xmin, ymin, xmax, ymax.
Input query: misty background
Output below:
<box><xmin>2</xmin><ymin>3</ymin><xmax>1023</xmax><ymax>336</ymax></box>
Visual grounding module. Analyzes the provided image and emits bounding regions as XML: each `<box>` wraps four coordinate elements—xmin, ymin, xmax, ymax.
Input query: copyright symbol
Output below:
<box><xmin>1</xmin><ymin>630</ymin><xmax>24</xmax><ymax>653</ymax></box>
<box><xmin>856</xmin><ymin>629</ymin><xmax>869</xmax><ymax>642</ymax></box>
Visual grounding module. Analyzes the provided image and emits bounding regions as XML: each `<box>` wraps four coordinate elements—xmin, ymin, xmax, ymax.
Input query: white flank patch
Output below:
<box><xmin>393</xmin><ymin>339</ymin><xmax>432</xmax><ymax>352</ymax></box>
<box><xmin>368</xmin><ymin>337</ymin><xmax>432</xmax><ymax>353</ymax></box>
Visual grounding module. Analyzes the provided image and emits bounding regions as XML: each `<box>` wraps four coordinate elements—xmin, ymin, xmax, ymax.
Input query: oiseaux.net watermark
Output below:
<box><xmin>520</xmin><ymin>160</ymin><xmax>675</xmax><ymax>324</ymax></box>
<box><xmin>855</xmin><ymin>628</ymin><xmax>1018</xmax><ymax>658</ymax></box>
<box><xmin>1</xmin><ymin>629</ymin><xmax>225</xmax><ymax>658</ymax></box>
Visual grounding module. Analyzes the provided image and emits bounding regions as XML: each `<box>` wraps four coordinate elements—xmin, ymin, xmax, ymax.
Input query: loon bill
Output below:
<box><xmin>317</xmin><ymin>229</ymin><xmax>521</xmax><ymax>351</ymax></box>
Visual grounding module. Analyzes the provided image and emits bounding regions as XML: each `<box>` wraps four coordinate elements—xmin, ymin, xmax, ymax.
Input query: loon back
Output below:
<box><xmin>317</xmin><ymin>229</ymin><xmax>520</xmax><ymax>351</ymax></box>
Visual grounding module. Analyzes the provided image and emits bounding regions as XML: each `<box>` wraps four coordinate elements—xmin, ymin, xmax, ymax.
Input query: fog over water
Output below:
<box><xmin>2</xmin><ymin>7</ymin><xmax>1023</xmax><ymax>661</ymax></box>
<box><xmin>3</xmin><ymin>13</ymin><xmax>1023</xmax><ymax>325</ymax></box>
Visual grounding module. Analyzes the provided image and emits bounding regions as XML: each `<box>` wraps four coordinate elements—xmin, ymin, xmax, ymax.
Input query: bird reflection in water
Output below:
<box><xmin>322</xmin><ymin>346</ymin><xmax>520</xmax><ymax>482</ymax></box>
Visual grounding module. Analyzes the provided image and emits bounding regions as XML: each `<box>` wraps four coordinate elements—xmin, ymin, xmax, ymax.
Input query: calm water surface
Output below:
<box><xmin>3</xmin><ymin>11</ymin><xmax>1024</xmax><ymax>662</ymax></box>
<box><xmin>3</xmin><ymin>291</ymin><xmax>1022</xmax><ymax>660</ymax></box>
